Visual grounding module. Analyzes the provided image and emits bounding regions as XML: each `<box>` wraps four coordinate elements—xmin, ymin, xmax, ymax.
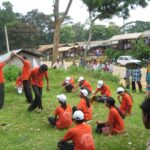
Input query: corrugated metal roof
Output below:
<box><xmin>110</xmin><ymin>33</ymin><xmax>142</xmax><ymax>41</ymax></box>
<box><xmin>58</xmin><ymin>46</ymin><xmax>79</xmax><ymax>52</ymax></box>
<box><xmin>142</xmin><ymin>30</ymin><xmax>150</xmax><ymax>37</ymax></box>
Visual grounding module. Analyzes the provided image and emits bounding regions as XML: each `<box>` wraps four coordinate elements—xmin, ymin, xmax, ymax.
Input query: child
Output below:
<box><xmin>117</xmin><ymin>87</ymin><xmax>133</xmax><ymax>117</ymax></box>
<box><xmin>58</xmin><ymin>110</ymin><xmax>95</xmax><ymax>150</ymax></box>
<box><xmin>73</xmin><ymin>89</ymin><xmax>92</xmax><ymax>121</ymax></box>
<box><xmin>96</xmin><ymin>97</ymin><xmax>124</xmax><ymax>135</ymax></box>
<box><xmin>48</xmin><ymin>94</ymin><xmax>72</xmax><ymax>129</ymax></box>
<box><xmin>15</xmin><ymin>73</ymin><xmax>23</xmax><ymax>94</ymax></box>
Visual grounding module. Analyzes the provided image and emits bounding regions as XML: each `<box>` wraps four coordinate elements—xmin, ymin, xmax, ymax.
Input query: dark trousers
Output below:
<box><xmin>58</xmin><ymin>142</ymin><xmax>74</xmax><ymax>150</ymax></box>
<box><xmin>23</xmin><ymin>80</ymin><xmax>33</xmax><ymax>103</ymax></box>
<box><xmin>48</xmin><ymin>117</ymin><xmax>56</xmax><ymax>127</ymax></box>
<box><xmin>132</xmin><ymin>81</ymin><xmax>142</xmax><ymax>91</ymax></box>
<box><xmin>28</xmin><ymin>86</ymin><xmax>42</xmax><ymax>111</ymax></box>
<box><xmin>0</xmin><ymin>83</ymin><xmax>4</xmax><ymax>109</ymax></box>
<box><xmin>95</xmin><ymin>123</ymin><xmax>106</xmax><ymax>134</ymax></box>
<box><xmin>64</xmin><ymin>84</ymin><xmax>74</xmax><ymax>93</ymax></box>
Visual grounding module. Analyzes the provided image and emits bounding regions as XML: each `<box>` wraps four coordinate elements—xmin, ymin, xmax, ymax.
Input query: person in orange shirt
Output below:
<box><xmin>28</xmin><ymin>64</ymin><xmax>49</xmax><ymax>112</ymax></box>
<box><xmin>117</xmin><ymin>87</ymin><xmax>133</xmax><ymax>117</ymax></box>
<box><xmin>13</xmin><ymin>53</ymin><xmax>33</xmax><ymax>103</ymax></box>
<box><xmin>96</xmin><ymin>97</ymin><xmax>124</xmax><ymax>135</ymax></box>
<box><xmin>92</xmin><ymin>80</ymin><xmax>111</xmax><ymax>103</ymax></box>
<box><xmin>48</xmin><ymin>94</ymin><xmax>72</xmax><ymax>129</ymax></box>
<box><xmin>73</xmin><ymin>89</ymin><xmax>92</xmax><ymax>121</ymax></box>
<box><xmin>15</xmin><ymin>73</ymin><xmax>23</xmax><ymax>94</ymax></box>
<box><xmin>62</xmin><ymin>76</ymin><xmax>75</xmax><ymax>93</ymax></box>
<box><xmin>0</xmin><ymin>56</ymin><xmax>11</xmax><ymax>109</ymax></box>
<box><xmin>58</xmin><ymin>110</ymin><xmax>95</xmax><ymax>150</ymax></box>
<box><xmin>73</xmin><ymin>76</ymin><xmax>92</xmax><ymax>94</ymax></box>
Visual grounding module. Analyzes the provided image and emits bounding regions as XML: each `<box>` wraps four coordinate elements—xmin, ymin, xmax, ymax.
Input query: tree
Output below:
<box><xmin>81</xmin><ymin>0</ymin><xmax>149</xmax><ymax>57</ymax></box>
<box><xmin>52</xmin><ymin>0</ymin><xmax>73</xmax><ymax>64</ymax></box>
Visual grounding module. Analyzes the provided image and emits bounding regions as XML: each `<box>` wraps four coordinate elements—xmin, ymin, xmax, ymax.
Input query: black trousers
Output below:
<box><xmin>23</xmin><ymin>80</ymin><xmax>33</xmax><ymax>103</ymax></box>
<box><xmin>0</xmin><ymin>83</ymin><xmax>4</xmax><ymax>109</ymax></box>
<box><xmin>28</xmin><ymin>86</ymin><xmax>42</xmax><ymax>111</ymax></box>
<box><xmin>48</xmin><ymin>117</ymin><xmax>56</xmax><ymax>127</ymax></box>
<box><xmin>132</xmin><ymin>81</ymin><xmax>142</xmax><ymax>91</ymax></box>
<box><xmin>58</xmin><ymin>142</ymin><xmax>74</xmax><ymax>150</ymax></box>
<box><xmin>64</xmin><ymin>84</ymin><xmax>74</xmax><ymax>93</ymax></box>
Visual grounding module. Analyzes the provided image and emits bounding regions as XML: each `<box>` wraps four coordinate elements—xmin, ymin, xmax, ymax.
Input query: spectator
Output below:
<box><xmin>124</xmin><ymin>68</ymin><xmax>131</xmax><ymax>89</ymax></box>
<box><xmin>53</xmin><ymin>58</ymin><xmax>63</xmax><ymax>69</ymax></box>
<box><xmin>146</xmin><ymin>60</ymin><xmax>150</xmax><ymax>95</ymax></box>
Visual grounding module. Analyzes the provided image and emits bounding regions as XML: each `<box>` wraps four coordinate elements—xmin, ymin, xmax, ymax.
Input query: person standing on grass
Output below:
<box><xmin>48</xmin><ymin>94</ymin><xmax>72</xmax><ymax>129</ymax></box>
<box><xmin>13</xmin><ymin>53</ymin><xmax>33</xmax><ymax>103</ymax></box>
<box><xmin>140</xmin><ymin>96</ymin><xmax>150</xmax><ymax>150</ymax></box>
<box><xmin>146</xmin><ymin>60</ymin><xmax>150</xmax><ymax>95</ymax></box>
<box><xmin>73</xmin><ymin>76</ymin><xmax>92</xmax><ymax>94</ymax></box>
<box><xmin>28</xmin><ymin>64</ymin><xmax>49</xmax><ymax>112</ymax></box>
<box><xmin>92</xmin><ymin>80</ymin><xmax>111</xmax><ymax>103</ymax></box>
<box><xmin>73</xmin><ymin>89</ymin><xmax>92</xmax><ymax>122</ymax></box>
<box><xmin>0</xmin><ymin>56</ymin><xmax>11</xmax><ymax>109</ymax></box>
<box><xmin>96</xmin><ymin>97</ymin><xmax>124</xmax><ymax>135</ymax></box>
<box><xmin>58</xmin><ymin>110</ymin><xmax>95</xmax><ymax>150</ymax></box>
<box><xmin>117</xmin><ymin>87</ymin><xmax>133</xmax><ymax>118</ymax></box>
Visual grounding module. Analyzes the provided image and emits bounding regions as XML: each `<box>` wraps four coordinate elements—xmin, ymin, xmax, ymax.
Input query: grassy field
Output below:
<box><xmin>0</xmin><ymin>68</ymin><xmax>149</xmax><ymax>150</ymax></box>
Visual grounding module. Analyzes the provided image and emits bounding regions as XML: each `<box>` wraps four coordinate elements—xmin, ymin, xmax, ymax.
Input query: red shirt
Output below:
<box><xmin>21</xmin><ymin>60</ymin><xmax>31</xmax><ymax>81</ymax></box>
<box><xmin>55</xmin><ymin>105</ymin><xmax>72</xmax><ymax>129</ymax></box>
<box><xmin>95</xmin><ymin>84</ymin><xmax>111</xmax><ymax>97</ymax></box>
<box><xmin>108</xmin><ymin>107</ymin><xmax>124</xmax><ymax>134</ymax></box>
<box><xmin>0</xmin><ymin>62</ymin><xmax>5</xmax><ymax>83</ymax></box>
<box><xmin>77</xmin><ymin>98</ymin><xmax>92</xmax><ymax>121</ymax></box>
<box><xmin>120</xmin><ymin>93</ymin><xmax>133</xmax><ymax>115</ymax></box>
<box><xmin>30</xmin><ymin>67</ymin><xmax>48</xmax><ymax>87</ymax></box>
<box><xmin>63</xmin><ymin>123</ymin><xmax>95</xmax><ymax>150</ymax></box>
<box><xmin>70</xmin><ymin>78</ymin><xmax>75</xmax><ymax>87</ymax></box>
<box><xmin>79</xmin><ymin>80</ymin><xmax>92</xmax><ymax>92</ymax></box>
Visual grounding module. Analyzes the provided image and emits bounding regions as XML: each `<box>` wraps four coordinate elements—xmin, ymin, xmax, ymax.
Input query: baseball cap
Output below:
<box><xmin>78</xmin><ymin>76</ymin><xmax>84</xmax><ymax>82</ymax></box>
<box><xmin>116</xmin><ymin>87</ymin><xmax>125</xmax><ymax>93</ymax></box>
<box><xmin>57</xmin><ymin>94</ymin><xmax>67</xmax><ymax>103</ymax></box>
<box><xmin>97</xmin><ymin>80</ymin><xmax>104</xmax><ymax>88</ymax></box>
<box><xmin>80</xmin><ymin>89</ymin><xmax>88</xmax><ymax>97</ymax></box>
<box><xmin>65</xmin><ymin>76</ymin><xmax>70</xmax><ymax>83</ymax></box>
<box><xmin>73</xmin><ymin>110</ymin><xmax>84</xmax><ymax>120</ymax></box>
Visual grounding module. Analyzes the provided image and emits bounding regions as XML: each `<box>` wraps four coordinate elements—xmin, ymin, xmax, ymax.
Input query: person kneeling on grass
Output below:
<box><xmin>92</xmin><ymin>80</ymin><xmax>111</xmax><ymax>103</ymax></box>
<box><xmin>96</xmin><ymin>97</ymin><xmax>124</xmax><ymax>135</ymax></box>
<box><xmin>58</xmin><ymin>110</ymin><xmax>95</xmax><ymax>150</ymax></box>
<box><xmin>62</xmin><ymin>76</ymin><xmax>75</xmax><ymax>93</ymax></box>
<box><xmin>117</xmin><ymin>87</ymin><xmax>133</xmax><ymax>118</ymax></box>
<box><xmin>72</xmin><ymin>89</ymin><xmax>92</xmax><ymax>122</ymax></box>
<box><xmin>48</xmin><ymin>94</ymin><xmax>72</xmax><ymax>129</ymax></box>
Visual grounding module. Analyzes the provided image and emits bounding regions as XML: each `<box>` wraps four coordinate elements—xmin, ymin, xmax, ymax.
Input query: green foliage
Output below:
<box><xmin>4</xmin><ymin>65</ymin><xmax>21</xmax><ymax>81</ymax></box>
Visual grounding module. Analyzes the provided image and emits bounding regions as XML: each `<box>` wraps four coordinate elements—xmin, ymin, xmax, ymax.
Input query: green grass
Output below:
<box><xmin>0</xmin><ymin>68</ymin><xmax>149</xmax><ymax>150</ymax></box>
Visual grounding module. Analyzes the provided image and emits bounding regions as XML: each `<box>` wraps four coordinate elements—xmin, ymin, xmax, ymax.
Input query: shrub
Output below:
<box><xmin>4</xmin><ymin>65</ymin><xmax>21</xmax><ymax>81</ymax></box>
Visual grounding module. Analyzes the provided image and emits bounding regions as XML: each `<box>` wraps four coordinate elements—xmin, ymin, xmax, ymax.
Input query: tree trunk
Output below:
<box><xmin>52</xmin><ymin>19</ymin><xmax>61</xmax><ymax>65</ymax></box>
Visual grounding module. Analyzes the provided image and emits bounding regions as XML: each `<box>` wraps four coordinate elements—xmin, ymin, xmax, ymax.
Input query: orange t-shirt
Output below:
<box><xmin>79</xmin><ymin>80</ymin><xmax>92</xmax><ymax>92</ymax></box>
<box><xmin>55</xmin><ymin>105</ymin><xmax>72</xmax><ymax>129</ymax></box>
<box><xmin>77</xmin><ymin>98</ymin><xmax>92</xmax><ymax>121</ymax></box>
<box><xmin>30</xmin><ymin>67</ymin><xmax>48</xmax><ymax>87</ymax></box>
<box><xmin>108</xmin><ymin>107</ymin><xmax>124</xmax><ymax>134</ymax></box>
<box><xmin>15</xmin><ymin>76</ymin><xmax>23</xmax><ymax>87</ymax></box>
<box><xmin>0</xmin><ymin>62</ymin><xmax>5</xmax><ymax>83</ymax></box>
<box><xmin>63</xmin><ymin>123</ymin><xmax>95</xmax><ymax>150</ymax></box>
<box><xmin>120</xmin><ymin>93</ymin><xmax>133</xmax><ymax>115</ymax></box>
<box><xmin>21</xmin><ymin>60</ymin><xmax>31</xmax><ymax>81</ymax></box>
<box><xmin>95</xmin><ymin>84</ymin><xmax>111</xmax><ymax>97</ymax></box>
<box><xmin>70</xmin><ymin>78</ymin><xmax>75</xmax><ymax>87</ymax></box>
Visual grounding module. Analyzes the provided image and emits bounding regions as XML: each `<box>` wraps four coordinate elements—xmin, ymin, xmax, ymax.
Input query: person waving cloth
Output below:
<box><xmin>117</xmin><ymin>87</ymin><xmax>133</xmax><ymax>117</ymax></box>
<box><xmin>73</xmin><ymin>76</ymin><xmax>92</xmax><ymax>94</ymax></box>
<box><xmin>58</xmin><ymin>110</ymin><xmax>95</xmax><ymax>150</ymax></box>
<box><xmin>48</xmin><ymin>94</ymin><xmax>72</xmax><ymax>129</ymax></box>
<box><xmin>96</xmin><ymin>97</ymin><xmax>124</xmax><ymax>135</ymax></box>
<box><xmin>73</xmin><ymin>89</ymin><xmax>92</xmax><ymax>122</ymax></box>
<box><xmin>92</xmin><ymin>80</ymin><xmax>111</xmax><ymax>103</ymax></box>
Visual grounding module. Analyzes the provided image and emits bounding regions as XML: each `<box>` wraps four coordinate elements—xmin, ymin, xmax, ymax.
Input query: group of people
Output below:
<box><xmin>1</xmin><ymin>53</ymin><xmax>149</xmax><ymax>150</ymax></box>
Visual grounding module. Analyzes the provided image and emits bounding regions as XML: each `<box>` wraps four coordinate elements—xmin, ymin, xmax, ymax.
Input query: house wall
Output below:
<box><xmin>7</xmin><ymin>52</ymin><xmax>41</xmax><ymax>68</ymax></box>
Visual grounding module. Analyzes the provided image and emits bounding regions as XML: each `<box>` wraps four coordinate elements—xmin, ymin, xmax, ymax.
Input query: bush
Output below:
<box><xmin>4</xmin><ymin>65</ymin><xmax>21</xmax><ymax>81</ymax></box>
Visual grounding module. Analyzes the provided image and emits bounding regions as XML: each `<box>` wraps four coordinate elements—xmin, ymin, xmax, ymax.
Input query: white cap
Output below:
<box><xmin>80</xmin><ymin>89</ymin><xmax>88</xmax><ymax>97</ymax></box>
<box><xmin>73</xmin><ymin>110</ymin><xmax>84</xmax><ymax>120</ymax></box>
<box><xmin>65</xmin><ymin>76</ymin><xmax>70</xmax><ymax>84</ymax></box>
<box><xmin>78</xmin><ymin>76</ymin><xmax>84</xmax><ymax>82</ymax></box>
<box><xmin>116</xmin><ymin>87</ymin><xmax>125</xmax><ymax>93</ymax></box>
<box><xmin>97</xmin><ymin>80</ymin><xmax>104</xmax><ymax>88</ymax></box>
<box><xmin>57</xmin><ymin>94</ymin><xmax>67</xmax><ymax>103</ymax></box>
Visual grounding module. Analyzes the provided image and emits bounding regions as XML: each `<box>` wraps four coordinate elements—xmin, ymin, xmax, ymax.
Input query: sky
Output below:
<box><xmin>1</xmin><ymin>0</ymin><xmax>150</xmax><ymax>27</ymax></box>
